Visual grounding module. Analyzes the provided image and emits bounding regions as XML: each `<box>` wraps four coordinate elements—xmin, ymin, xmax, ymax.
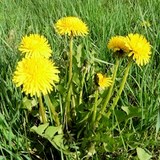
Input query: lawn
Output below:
<box><xmin>0</xmin><ymin>0</ymin><xmax>160</xmax><ymax>159</ymax></box>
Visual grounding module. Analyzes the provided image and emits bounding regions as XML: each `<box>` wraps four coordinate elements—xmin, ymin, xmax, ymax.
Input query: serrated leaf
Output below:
<box><xmin>53</xmin><ymin>135</ymin><xmax>64</xmax><ymax>147</ymax></box>
<box><xmin>30</xmin><ymin>126</ymin><xmax>38</xmax><ymax>132</ymax></box>
<box><xmin>136</xmin><ymin>147</ymin><xmax>152</xmax><ymax>160</ymax></box>
<box><xmin>30</xmin><ymin>123</ymin><xmax>49</xmax><ymax>135</ymax></box>
<box><xmin>121</xmin><ymin>106</ymin><xmax>130</xmax><ymax>115</ymax></box>
<box><xmin>121</xmin><ymin>106</ymin><xmax>141</xmax><ymax>118</ymax></box>
<box><xmin>45</xmin><ymin>126</ymin><xmax>61</xmax><ymax>139</ymax></box>
<box><xmin>30</xmin><ymin>124</ymin><xmax>68</xmax><ymax>153</ymax></box>
<box><xmin>36</xmin><ymin>123</ymin><xmax>49</xmax><ymax>134</ymax></box>
<box><xmin>49</xmin><ymin>135</ymin><xmax>68</xmax><ymax>153</ymax></box>
<box><xmin>113</xmin><ymin>109</ymin><xmax>127</xmax><ymax>123</ymax></box>
<box><xmin>48</xmin><ymin>139</ymin><xmax>59</xmax><ymax>151</ymax></box>
<box><xmin>22</xmin><ymin>97</ymin><xmax>37</xmax><ymax>111</ymax></box>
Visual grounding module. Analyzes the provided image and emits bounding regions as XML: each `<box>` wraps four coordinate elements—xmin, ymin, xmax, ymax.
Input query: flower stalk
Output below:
<box><xmin>92</xmin><ymin>89</ymin><xmax>99</xmax><ymax>127</ymax></box>
<box><xmin>45</xmin><ymin>95</ymin><xmax>60</xmax><ymax>126</ymax></box>
<box><xmin>107</xmin><ymin>60</ymin><xmax>132</xmax><ymax>118</ymax></box>
<box><xmin>38</xmin><ymin>95</ymin><xmax>47</xmax><ymax>123</ymax></box>
<box><xmin>68</xmin><ymin>34</ymin><xmax>73</xmax><ymax>84</ymax></box>
<box><xmin>65</xmin><ymin>33</ymin><xmax>74</xmax><ymax>125</ymax></box>
<box><xmin>95</xmin><ymin>59</ymin><xmax>120</xmax><ymax>126</ymax></box>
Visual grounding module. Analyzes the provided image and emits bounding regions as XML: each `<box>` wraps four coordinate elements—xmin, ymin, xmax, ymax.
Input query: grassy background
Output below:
<box><xmin>0</xmin><ymin>0</ymin><xmax>160</xmax><ymax>159</ymax></box>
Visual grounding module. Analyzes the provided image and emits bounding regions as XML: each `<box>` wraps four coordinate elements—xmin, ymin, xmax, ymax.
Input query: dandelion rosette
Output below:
<box><xmin>107</xmin><ymin>36</ymin><xmax>130</xmax><ymax>54</ymax></box>
<box><xmin>125</xmin><ymin>33</ymin><xmax>151</xmax><ymax>66</ymax></box>
<box><xmin>95</xmin><ymin>73</ymin><xmax>112</xmax><ymax>89</ymax></box>
<box><xmin>54</xmin><ymin>16</ymin><xmax>89</xmax><ymax>36</ymax></box>
<box><xmin>19</xmin><ymin>34</ymin><xmax>52</xmax><ymax>58</ymax></box>
<box><xmin>13</xmin><ymin>57</ymin><xmax>60</xmax><ymax>97</ymax></box>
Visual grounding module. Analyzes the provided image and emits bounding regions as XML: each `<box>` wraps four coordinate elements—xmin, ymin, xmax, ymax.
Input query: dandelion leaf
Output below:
<box><xmin>30</xmin><ymin>123</ymin><xmax>49</xmax><ymax>135</ymax></box>
<box><xmin>136</xmin><ymin>147</ymin><xmax>152</xmax><ymax>160</ymax></box>
<box><xmin>44</xmin><ymin>125</ymin><xmax>62</xmax><ymax>139</ymax></box>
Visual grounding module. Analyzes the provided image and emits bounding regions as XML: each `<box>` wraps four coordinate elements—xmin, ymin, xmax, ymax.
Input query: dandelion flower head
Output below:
<box><xmin>13</xmin><ymin>57</ymin><xmax>60</xmax><ymax>97</ymax></box>
<box><xmin>107</xmin><ymin>36</ymin><xmax>130</xmax><ymax>53</ymax></box>
<box><xmin>19</xmin><ymin>34</ymin><xmax>52</xmax><ymax>58</ymax></box>
<box><xmin>95</xmin><ymin>73</ymin><xmax>112</xmax><ymax>89</ymax></box>
<box><xmin>54</xmin><ymin>16</ymin><xmax>89</xmax><ymax>36</ymax></box>
<box><xmin>125</xmin><ymin>33</ymin><xmax>151</xmax><ymax>66</ymax></box>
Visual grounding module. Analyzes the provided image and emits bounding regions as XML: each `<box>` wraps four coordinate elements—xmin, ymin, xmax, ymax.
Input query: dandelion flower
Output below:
<box><xmin>95</xmin><ymin>73</ymin><xmax>112</xmax><ymax>88</ymax></box>
<box><xmin>107</xmin><ymin>36</ymin><xmax>130</xmax><ymax>53</ymax></box>
<box><xmin>54</xmin><ymin>16</ymin><xmax>89</xmax><ymax>36</ymax></box>
<box><xmin>19</xmin><ymin>34</ymin><xmax>52</xmax><ymax>58</ymax></box>
<box><xmin>125</xmin><ymin>33</ymin><xmax>151</xmax><ymax>66</ymax></box>
<box><xmin>13</xmin><ymin>57</ymin><xmax>59</xmax><ymax>97</ymax></box>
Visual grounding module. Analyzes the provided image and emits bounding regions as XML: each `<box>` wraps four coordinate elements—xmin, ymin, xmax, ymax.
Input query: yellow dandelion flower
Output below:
<box><xmin>125</xmin><ymin>33</ymin><xmax>151</xmax><ymax>66</ymax></box>
<box><xmin>107</xmin><ymin>36</ymin><xmax>130</xmax><ymax>53</ymax></box>
<box><xmin>13</xmin><ymin>57</ymin><xmax>60</xmax><ymax>97</ymax></box>
<box><xmin>54</xmin><ymin>16</ymin><xmax>89</xmax><ymax>36</ymax></box>
<box><xmin>19</xmin><ymin>34</ymin><xmax>52</xmax><ymax>58</ymax></box>
<box><xmin>95</xmin><ymin>73</ymin><xmax>112</xmax><ymax>88</ymax></box>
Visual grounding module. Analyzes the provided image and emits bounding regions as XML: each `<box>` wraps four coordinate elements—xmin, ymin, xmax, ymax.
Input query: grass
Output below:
<box><xmin>0</xmin><ymin>0</ymin><xmax>160</xmax><ymax>159</ymax></box>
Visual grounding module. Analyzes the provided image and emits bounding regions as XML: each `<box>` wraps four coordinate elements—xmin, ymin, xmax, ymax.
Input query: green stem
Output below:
<box><xmin>45</xmin><ymin>95</ymin><xmax>60</xmax><ymax>126</ymax></box>
<box><xmin>79</xmin><ymin>67</ymin><xmax>88</xmax><ymax>105</ymax></box>
<box><xmin>68</xmin><ymin>35</ymin><xmax>73</xmax><ymax>84</ymax></box>
<box><xmin>92</xmin><ymin>90</ymin><xmax>99</xmax><ymax>126</ymax></box>
<box><xmin>38</xmin><ymin>95</ymin><xmax>47</xmax><ymax>123</ymax></box>
<box><xmin>65</xmin><ymin>34</ymin><xmax>73</xmax><ymax>127</ymax></box>
<box><xmin>95</xmin><ymin>59</ymin><xmax>120</xmax><ymax>125</ymax></box>
<box><xmin>107</xmin><ymin>60</ymin><xmax>132</xmax><ymax>118</ymax></box>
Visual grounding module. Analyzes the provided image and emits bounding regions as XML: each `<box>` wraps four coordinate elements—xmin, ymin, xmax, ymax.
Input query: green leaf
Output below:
<box><xmin>72</xmin><ymin>73</ymin><xmax>80</xmax><ymax>86</ymax></box>
<box><xmin>121</xmin><ymin>106</ymin><xmax>141</xmax><ymax>118</ymax></box>
<box><xmin>30</xmin><ymin>126</ymin><xmax>38</xmax><ymax>132</ymax></box>
<box><xmin>156</xmin><ymin>107</ymin><xmax>160</xmax><ymax>136</ymax></box>
<box><xmin>30</xmin><ymin>124</ymin><xmax>68</xmax><ymax>153</ymax></box>
<box><xmin>0</xmin><ymin>156</ymin><xmax>6</xmax><ymax>160</ymax></box>
<box><xmin>113</xmin><ymin>109</ymin><xmax>127</xmax><ymax>123</ymax></box>
<box><xmin>30</xmin><ymin>123</ymin><xmax>49</xmax><ymax>135</ymax></box>
<box><xmin>22</xmin><ymin>97</ymin><xmax>37</xmax><ymax>111</ymax></box>
<box><xmin>57</xmin><ymin>84</ymin><xmax>67</xmax><ymax>95</ymax></box>
<box><xmin>36</xmin><ymin>123</ymin><xmax>49</xmax><ymax>135</ymax></box>
<box><xmin>121</xmin><ymin>106</ymin><xmax>130</xmax><ymax>115</ymax></box>
<box><xmin>76</xmin><ymin>44</ymin><xmax>83</xmax><ymax>67</ymax></box>
<box><xmin>48</xmin><ymin>139</ymin><xmax>60</xmax><ymax>151</ymax></box>
<box><xmin>136</xmin><ymin>147</ymin><xmax>152</xmax><ymax>160</ymax></box>
<box><xmin>45</xmin><ymin>125</ymin><xmax>62</xmax><ymax>139</ymax></box>
<box><xmin>53</xmin><ymin>134</ymin><xmax>64</xmax><ymax>148</ymax></box>
<box><xmin>0</xmin><ymin>113</ymin><xmax>8</xmax><ymax>128</ymax></box>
